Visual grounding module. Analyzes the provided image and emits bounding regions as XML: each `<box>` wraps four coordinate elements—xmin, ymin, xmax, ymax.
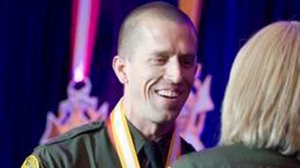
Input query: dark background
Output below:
<box><xmin>1</xmin><ymin>0</ymin><xmax>300</xmax><ymax>167</ymax></box>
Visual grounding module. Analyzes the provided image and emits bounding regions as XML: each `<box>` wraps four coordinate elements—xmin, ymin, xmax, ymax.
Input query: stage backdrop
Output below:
<box><xmin>0</xmin><ymin>0</ymin><xmax>300</xmax><ymax>167</ymax></box>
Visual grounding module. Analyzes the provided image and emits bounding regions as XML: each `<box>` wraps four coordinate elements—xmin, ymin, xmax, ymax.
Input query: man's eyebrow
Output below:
<box><xmin>151</xmin><ymin>51</ymin><xmax>196</xmax><ymax>57</ymax></box>
<box><xmin>151</xmin><ymin>51</ymin><xmax>173</xmax><ymax>57</ymax></box>
<box><xmin>182</xmin><ymin>53</ymin><xmax>196</xmax><ymax>57</ymax></box>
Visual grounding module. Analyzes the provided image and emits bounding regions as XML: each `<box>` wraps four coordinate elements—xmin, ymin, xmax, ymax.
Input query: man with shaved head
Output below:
<box><xmin>22</xmin><ymin>2</ymin><xmax>198</xmax><ymax>168</ymax></box>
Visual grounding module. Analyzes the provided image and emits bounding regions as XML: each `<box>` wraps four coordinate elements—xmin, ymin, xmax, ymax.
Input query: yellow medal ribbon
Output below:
<box><xmin>21</xmin><ymin>155</ymin><xmax>40</xmax><ymax>168</ymax></box>
<box><xmin>110</xmin><ymin>98</ymin><xmax>181</xmax><ymax>168</ymax></box>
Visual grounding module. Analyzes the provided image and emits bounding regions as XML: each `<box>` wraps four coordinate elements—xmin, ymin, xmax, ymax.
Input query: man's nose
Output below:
<box><xmin>165</xmin><ymin>60</ymin><xmax>183</xmax><ymax>84</ymax></box>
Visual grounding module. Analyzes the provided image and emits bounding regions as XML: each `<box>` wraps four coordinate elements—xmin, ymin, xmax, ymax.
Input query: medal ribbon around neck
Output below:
<box><xmin>109</xmin><ymin>98</ymin><xmax>181</xmax><ymax>168</ymax></box>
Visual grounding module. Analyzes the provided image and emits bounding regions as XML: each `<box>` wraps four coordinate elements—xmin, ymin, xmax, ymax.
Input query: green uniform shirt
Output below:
<box><xmin>22</xmin><ymin>120</ymin><xmax>194</xmax><ymax>168</ymax></box>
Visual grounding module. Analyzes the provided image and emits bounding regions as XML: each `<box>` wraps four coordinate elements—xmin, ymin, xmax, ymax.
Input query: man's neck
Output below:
<box><xmin>126</xmin><ymin>114</ymin><xmax>175</xmax><ymax>142</ymax></box>
<box><xmin>122</xmin><ymin>99</ymin><xmax>174</xmax><ymax>141</ymax></box>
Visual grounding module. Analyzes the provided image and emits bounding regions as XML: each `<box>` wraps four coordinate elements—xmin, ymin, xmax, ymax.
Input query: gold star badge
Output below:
<box><xmin>21</xmin><ymin>155</ymin><xmax>40</xmax><ymax>168</ymax></box>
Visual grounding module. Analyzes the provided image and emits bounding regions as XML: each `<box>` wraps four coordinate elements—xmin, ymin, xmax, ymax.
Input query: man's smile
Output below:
<box><xmin>154</xmin><ymin>88</ymin><xmax>183</xmax><ymax>99</ymax></box>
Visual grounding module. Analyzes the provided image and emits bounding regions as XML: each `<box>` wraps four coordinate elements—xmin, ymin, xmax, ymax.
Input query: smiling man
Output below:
<box><xmin>22</xmin><ymin>2</ymin><xmax>198</xmax><ymax>168</ymax></box>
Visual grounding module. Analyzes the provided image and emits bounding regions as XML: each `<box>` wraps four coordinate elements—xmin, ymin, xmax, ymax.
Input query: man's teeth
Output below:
<box><xmin>157</xmin><ymin>90</ymin><xmax>180</xmax><ymax>98</ymax></box>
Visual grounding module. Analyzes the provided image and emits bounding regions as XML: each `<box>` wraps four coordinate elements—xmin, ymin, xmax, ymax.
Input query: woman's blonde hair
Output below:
<box><xmin>220</xmin><ymin>21</ymin><xmax>300</xmax><ymax>156</ymax></box>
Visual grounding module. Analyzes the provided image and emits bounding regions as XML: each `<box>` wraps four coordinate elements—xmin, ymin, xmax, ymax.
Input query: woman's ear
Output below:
<box><xmin>112</xmin><ymin>55</ymin><xmax>128</xmax><ymax>84</ymax></box>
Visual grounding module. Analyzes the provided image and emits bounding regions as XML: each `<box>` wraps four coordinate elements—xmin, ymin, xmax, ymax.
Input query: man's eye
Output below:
<box><xmin>152</xmin><ymin>57</ymin><xmax>167</xmax><ymax>64</ymax></box>
<box><xmin>182</xmin><ymin>58</ymin><xmax>195</xmax><ymax>66</ymax></box>
<box><xmin>183</xmin><ymin>59</ymin><xmax>192</xmax><ymax>64</ymax></box>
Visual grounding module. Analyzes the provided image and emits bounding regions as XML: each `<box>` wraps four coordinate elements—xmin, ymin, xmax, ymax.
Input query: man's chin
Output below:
<box><xmin>161</xmin><ymin>105</ymin><xmax>183</xmax><ymax>114</ymax></box>
<box><xmin>151</xmin><ymin>116</ymin><xmax>176</xmax><ymax>125</ymax></box>
<box><xmin>153</xmin><ymin>109</ymin><xmax>181</xmax><ymax>123</ymax></box>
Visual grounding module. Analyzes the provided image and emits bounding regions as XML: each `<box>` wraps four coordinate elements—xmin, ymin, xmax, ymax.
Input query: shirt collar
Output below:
<box><xmin>126</xmin><ymin>118</ymin><xmax>173</xmax><ymax>155</ymax></box>
<box><xmin>127</xmin><ymin>118</ymin><xmax>147</xmax><ymax>153</ymax></box>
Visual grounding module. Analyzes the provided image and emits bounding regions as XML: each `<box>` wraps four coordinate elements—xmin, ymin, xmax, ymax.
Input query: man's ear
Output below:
<box><xmin>112</xmin><ymin>55</ymin><xmax>128</xmax><ymax>84</ymax></box>
<box><xmin>195</xmin><ymin>63</ymin><xmax>202</xmax><ymax>79</ymax></box>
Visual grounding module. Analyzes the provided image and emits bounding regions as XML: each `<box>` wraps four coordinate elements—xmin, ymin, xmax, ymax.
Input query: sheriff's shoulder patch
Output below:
<box><xmin>21</xmin><ymin>155</ymin><xmax>40</xmax><ymax>168</ymax></box>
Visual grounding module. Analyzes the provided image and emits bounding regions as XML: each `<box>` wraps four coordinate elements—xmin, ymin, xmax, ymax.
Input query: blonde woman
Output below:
<box><xmin>173</xmin><ymin>21</ymin><xmax>300</xmax><ymax>167</ymax></box>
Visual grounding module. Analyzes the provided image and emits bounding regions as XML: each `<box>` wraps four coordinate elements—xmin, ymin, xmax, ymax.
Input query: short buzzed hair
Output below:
<box><xmin>118</xmin><ymin>1</ymin><xmax>197</xmax><ymax>59</ymax></box>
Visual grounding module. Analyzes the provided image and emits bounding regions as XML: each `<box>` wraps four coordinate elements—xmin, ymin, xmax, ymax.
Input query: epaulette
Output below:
<box><xmin>42</xmin><ymin>121</ymin><xmax>105</xmax><ymax>146</ymax></box>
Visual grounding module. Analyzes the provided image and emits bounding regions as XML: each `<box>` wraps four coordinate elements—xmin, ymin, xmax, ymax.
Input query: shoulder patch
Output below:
<box><xmin>21</xmin><ymin>155</ymin><xmax>40</xmax><ymax>168</ymax></box>
<box><xmin>45</xmin><ymin>121</ymin><xmax>105</xmax><ymax>145</ymax></box>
